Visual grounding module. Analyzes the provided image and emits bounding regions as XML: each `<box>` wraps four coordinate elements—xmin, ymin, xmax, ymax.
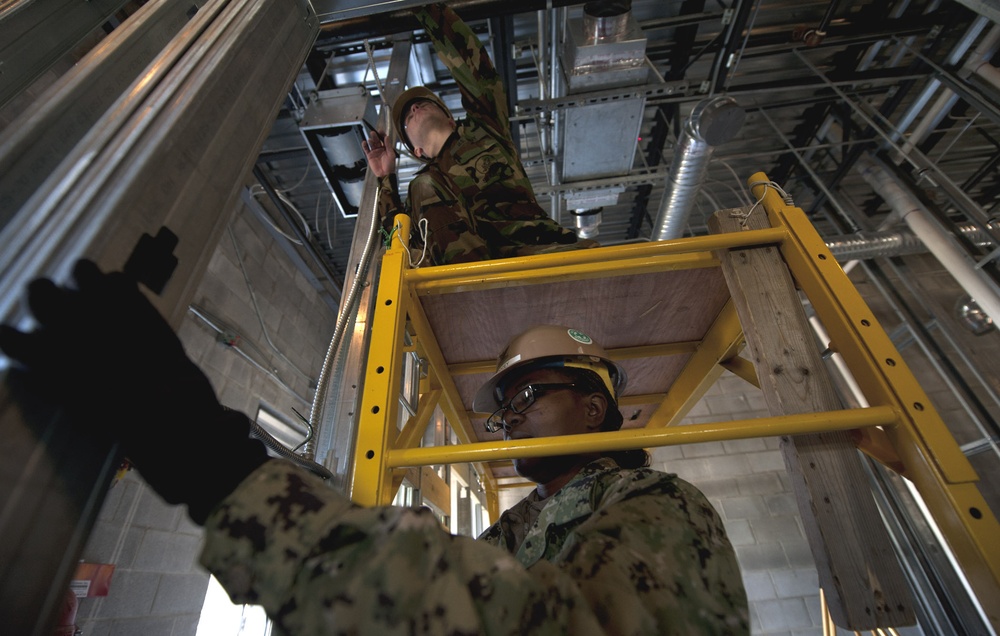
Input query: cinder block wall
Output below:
<box><xmin>75</xmin><ymin>205</ymin><xmax>339</xmax><ymax>635</ymax></box>
<box><xmin>650</xmin><ymin>372</ymin><xmax>824</xmax><ymax>635</ymax></box>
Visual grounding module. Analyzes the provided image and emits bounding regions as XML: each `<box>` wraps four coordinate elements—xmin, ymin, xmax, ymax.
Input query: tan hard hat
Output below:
<box><xmin>473</xmin><ymin>325</ymin><xmax>627</xmax><ymax>413</ymax></box>
<box><xmin>391</xmin><ymin>86</ymin><xmax>453</xmax><ymax>154</ymax></box>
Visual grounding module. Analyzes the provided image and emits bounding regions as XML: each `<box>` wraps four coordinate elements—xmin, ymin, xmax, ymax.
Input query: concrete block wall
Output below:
<box><xmin>74</xmin><ymin>473</ymin><xmax>208</xmax><ymax>636</ymax></box>
<box><xmin>75</xmin><ymin>203</ymin><xmax>339</xmax><ymax>635</ymax></box>
<box><xmin>649</xmin><ymin>371</ymin><xmax>827</xmax><ymax>636</ymax></box>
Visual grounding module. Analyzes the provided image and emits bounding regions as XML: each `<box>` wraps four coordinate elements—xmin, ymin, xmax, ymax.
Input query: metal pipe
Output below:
<box><xmin>316</xmin><ymin>0</ymin><xmax>579</xmax><ymax>38</ymax></box>
<box><xmin>652</xmin><ymin>96</ymin><xmax>744</xmax><ymax>240</ymax></box>
<box><xmin>386</xmin><ymin>406</ymin><xmax>898</xmax><ymax>467</ymax></box>
<box><xmin>890</xmin><ymin>15</ymin><xmax>990</xmax><ymax>153</ymax></box>
<box><xmin>858</xmin><ymin>155</ymin><xmax>1000</xmax><ymax>323</ymax></box>
<box><xmin>962</xmin><ymin>24</ymin><xmax>1000</xmax><ymax>90</ymax></box>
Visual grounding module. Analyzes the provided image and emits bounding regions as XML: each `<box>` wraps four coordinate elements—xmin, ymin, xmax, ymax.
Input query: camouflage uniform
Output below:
<box><xmin>200</xmin><ymin>457</ymin><xmax>748</xmax><ymax>635</ymax></box>
<box><xmin>377</xmin><ymin>4</ymin><xmax>594</xmax><ymax>266</ymax></box>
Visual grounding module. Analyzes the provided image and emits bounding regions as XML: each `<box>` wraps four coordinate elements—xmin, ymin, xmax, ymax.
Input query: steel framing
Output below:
<box><xmin>350</xmin><ymin>173</ymin><xmax>999</xmax><ymax>626</ymax></box>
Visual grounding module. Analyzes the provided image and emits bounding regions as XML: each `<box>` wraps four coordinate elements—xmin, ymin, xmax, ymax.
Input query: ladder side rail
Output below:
<box><xmin>753</xmin><ymin>174</ymin><xmax>1000</xmax><ymax>631</ymax></box>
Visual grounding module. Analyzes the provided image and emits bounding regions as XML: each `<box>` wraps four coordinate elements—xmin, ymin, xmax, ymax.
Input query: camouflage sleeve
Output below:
<box><xmin>408</xmin><ymin>173</ymin><xmax>492</xmax><ymax>264</ymax></box>
<box><xmin>200</xmin><ymin>461</ymin><xmax>748</xmax><ymax>635</ymax></box>
<box><xmin>415</xmin><ymin>3</ymin><xmax>509</xmax><ymax>142</ymax></box>
<box><xmin>200</xmin><ymin>460</ymin><xmax>604</xmax><ymax>635</ymax></box>
<box><xmin>559</xmin><ymin>474</ymin><xmax>750</xmax><ymax>634</ymax></box>
<box><xmin>377</xmin><ymin>173</ymin><xmax>407</xmax><ymax>236</ymax></box>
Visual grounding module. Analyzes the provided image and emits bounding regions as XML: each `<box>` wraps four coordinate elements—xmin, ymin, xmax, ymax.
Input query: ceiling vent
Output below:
<box><xmin>299</xmin><ymin>86</ymin><xmax>377</xmax><ymax>218</ymax></box>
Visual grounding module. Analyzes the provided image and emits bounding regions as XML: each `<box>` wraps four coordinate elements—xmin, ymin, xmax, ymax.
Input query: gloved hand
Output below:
<box><xmin>0</xmin><ymin>259</ymin><xmax>269</xmax><ymax>524</ymax></box>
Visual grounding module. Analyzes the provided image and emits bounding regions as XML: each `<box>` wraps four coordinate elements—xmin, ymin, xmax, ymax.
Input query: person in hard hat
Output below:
<box><xmin>472</xmin><ymin>325</ymin><xmax>748</xmax><ymax>633</ymax></box>
<box><xmin>361</xmin><ymin>3</ymin><xmax>595</xmax><ymax>266</ymax></box>
<box><xmin>1</xmin><ymin>262</ymin><xmax>748</xmax><ymax>635</ymax></box>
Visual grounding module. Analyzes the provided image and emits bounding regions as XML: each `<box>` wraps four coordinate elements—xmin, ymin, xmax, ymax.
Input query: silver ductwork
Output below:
<box><xmin>825</xmin><ymin>223</ymin><xmax>996</xmax><ymax>261</ymax></box>
<box><xmin>571</xmin><ymin>208</ymin><xmax>603</xmax><ymax>238</ymax></box>
<box><xmin>560</xmin><ymin>0</ymin><xmax>647</xmax><ymax>186</ymax></box>
<box><xmin>825</xmin><ymin>229</ymin><xmax>928</xmax><ymax>260</ymax></box>
<box><xmin>652</xmin><ymin>96</ymin><xmax>745</xmax><ymax>240</ymax></box>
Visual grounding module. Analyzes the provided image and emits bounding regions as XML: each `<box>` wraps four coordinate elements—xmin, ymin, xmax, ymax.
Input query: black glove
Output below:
<box><xmin>0</xmin><ymin>259</ymin><xmax>268</xmax><ymax>524</ymax></box>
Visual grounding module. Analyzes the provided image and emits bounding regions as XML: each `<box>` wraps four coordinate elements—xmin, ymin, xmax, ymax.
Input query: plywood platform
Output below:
<box><xmin>421</xmin><ymin>263</ymin><xmax>731</xmax><ymax>431</ymax></box>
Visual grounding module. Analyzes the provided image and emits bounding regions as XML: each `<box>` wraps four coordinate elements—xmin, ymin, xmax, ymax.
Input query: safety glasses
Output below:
<box><xmin>484</xmin><ymin>383</ymin><xmax>579</xmax><ymax>433</ymax></box>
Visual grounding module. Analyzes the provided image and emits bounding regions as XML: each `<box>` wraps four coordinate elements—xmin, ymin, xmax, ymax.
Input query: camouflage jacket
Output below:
<box><xmin>377</xmin><ymin>4</ymin><xmax>587</xmax><ymax>266</ymax></box>
<box><xmin>200</xmin><ymin>457</ymin><xmax>748</xmax><ymax>635</ymax></box>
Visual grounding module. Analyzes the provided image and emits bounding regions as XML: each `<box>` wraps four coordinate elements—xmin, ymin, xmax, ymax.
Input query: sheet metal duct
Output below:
<box><xmin>560</xmin><ymin>1</ymin><xmax>647</xmax><ymax>183</ymax></box>
<box><xmin>652</xmin><ymin>96</ymin><xmax>744</xmax><ymax>240</ymax></box>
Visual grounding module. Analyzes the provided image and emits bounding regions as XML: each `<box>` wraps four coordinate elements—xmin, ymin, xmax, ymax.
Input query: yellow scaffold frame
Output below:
<box><xmin>350</xmin><ymin>172</ymin><xmax>999</xmax><ymax>623</ymax></box>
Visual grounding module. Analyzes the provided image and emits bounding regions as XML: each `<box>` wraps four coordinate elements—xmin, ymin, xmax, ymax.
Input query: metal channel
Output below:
<box><xmin>0</xmin><ymin>0</ymin><xmax>194</xmax><ymax>229</ymax></box>
<box><xmin>310</xmin><ymin>36</ymin><xmax>412</xmax><ymax>485</ymax></box>
<box><xmin>0</xmin><ymin>0</ymin><xmax>317</xmax><ymax>632</ymax></box>
<box><xmin>0</xmin><ymin>0</ymin><xmax>130</xmax><ymax>107</ymax></box>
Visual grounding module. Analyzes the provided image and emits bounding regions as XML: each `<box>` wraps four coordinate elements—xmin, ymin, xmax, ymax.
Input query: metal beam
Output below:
<box><xmin>0</xmin><ymin>0</ymin><xmax>318</xmax><ymax>632</ymax></box>
<box><xmin>0</xmin><ymin>0</ymin><xmax>129</xmax><ymax>107</ymax></box>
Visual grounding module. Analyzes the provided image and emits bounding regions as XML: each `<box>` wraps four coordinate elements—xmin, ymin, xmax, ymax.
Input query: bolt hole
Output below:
<box><xmin>366</xmin><ymin>450</ymin><xmax>375</xmax><ymax>459</ymax></box>
<box><xmin>376</xmin><ymin>366</ymin><xmax>384</xmax><ymax>374</ymax></box>
<box><xmin>885</xmin><ymin>358</ymin><xmax>896</xmax><ymax>367</ymax></box>
<box><xmin>818</xmin><ymin>253</ymin><xmax>827</xmax><ymax>260</ymax></box>
<box><xmin>913</xmin><ymin>402</ymin><xmax>924</xmax><ymax>411</ymax></box>
<box><xmin>385</xmin><ymin>299</ymin><xmax>393</xmax><ymax>306</ymax></box>
<box><xmin>371</xmin><ymin>405</ymin><xmax>380</xmax><ymax>414</ymax></box>
<box><xmin>970</xmin><ymin>507</ymin><xmax>982</xmax><ymax>519</ymax></box>
<box><xmin>860</xmin><ymin>319</ymin><xmax>871</xmax><ymax>327</ymax></box>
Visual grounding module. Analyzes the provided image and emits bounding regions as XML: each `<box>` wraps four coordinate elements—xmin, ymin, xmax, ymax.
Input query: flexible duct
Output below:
<box><xmin>824</xmin><ymin>223</ymin><xmax>996</xmax><ymax>261</ymax></box>
<box><xmin>653</xmin><ymin>96</ymin><xmax>744</xmax><ymax>240</ymax></box>
<box><xmin>857</xmin><ymin>155</ymin><xmax>1000</xmax><ymax>323</ymax></box>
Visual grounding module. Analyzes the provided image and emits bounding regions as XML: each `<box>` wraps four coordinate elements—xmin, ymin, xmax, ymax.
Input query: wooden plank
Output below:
<box><xmin>404</xmin><ymin>465</ymin><xmax>451</xmax><ymax>514</ymax></box>
<box><xmin>708</xmin><ymin>208</ymin><xmax>915</xmax><ymax>629</ymax></box>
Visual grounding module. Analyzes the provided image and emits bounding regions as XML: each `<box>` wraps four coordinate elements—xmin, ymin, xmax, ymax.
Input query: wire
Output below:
<box><xmin>363</xmin><ymin>39</ymin><xmax>387</xmax><ymax>99</ymax></box>
<box><xmin>713</xmin><ymin>157</ymin><xmax>752</xmax><ymax>206</ymax></box>
<box><xmin>323</xmin><ymin>194</ymin><xmax>335</xmax><ymax>248</ymax></box>
<box><xmin>732</xmin><ymin>180</ymin><xmax>795</xmax><ymax>227</ymax></box>
<box><xmin>273</xmin><ymin>187</ymin><xmax>312</xmax><ymax>238</ymax></box>
<box><xmin>278</xmin><ymin>163</ymin><xmax>311</xmax><ymax>194</ymax></box>
<box><xmin>289</xmin><ymin>407</ymin><xmax>314</xmax><ymax>453</ymax></box>
<box><xmin>247</xmin><ymin>186</ymin><xmax>303</xmax><ymax>245</ymax></box>
<box><xmin>398</xmin><ymin>217</ymin><xmax>430</xmax><ymax>268</ymax></box>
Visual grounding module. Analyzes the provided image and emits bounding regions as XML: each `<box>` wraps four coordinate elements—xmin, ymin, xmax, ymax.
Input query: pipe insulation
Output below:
<box><xmin>963</xmin><ymin>24</ymin><xmax>1000</xmax><ymax>90</ymax></box>
<box><xmin>857</xmin><ymin>156</ymin><xmax>1000</xmax><ymax>323</ymax></box>
<box><xmin>652</xmin><ymin>96</ymin><xmax>744</xmax><ymax>240</ymax></box>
